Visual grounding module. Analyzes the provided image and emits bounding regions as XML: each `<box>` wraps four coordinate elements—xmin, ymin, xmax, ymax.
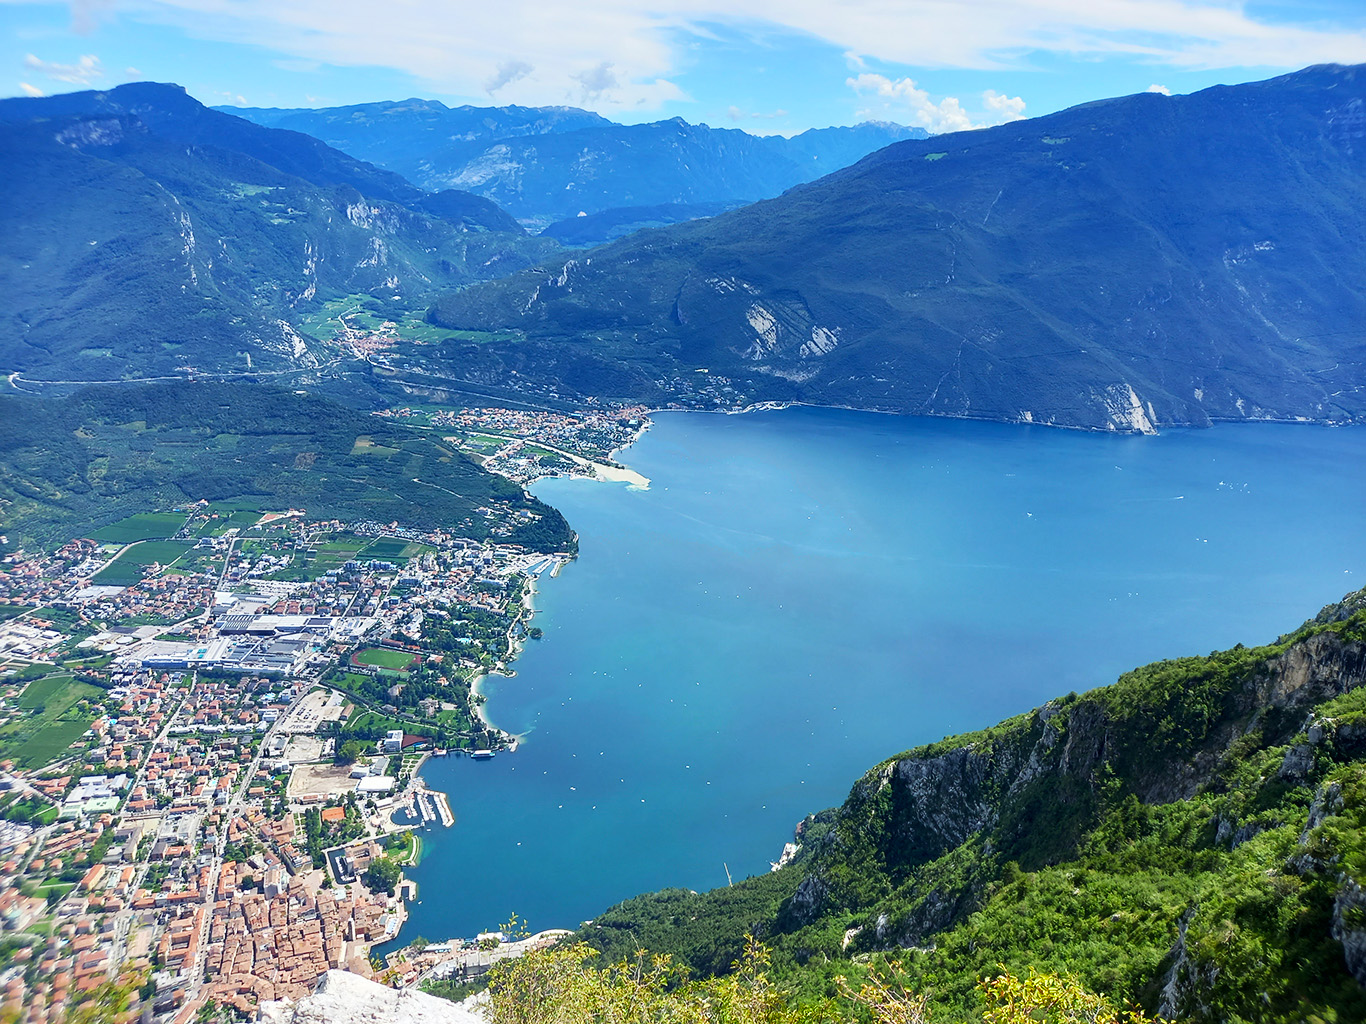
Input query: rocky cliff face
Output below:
<box><xmin>261</xmin><ymin>970</ymin><xmax>486</xmax><ymax>1024</ymax></box>
<box><xmin>787</xmin><ymin>593</ymin><xmax>1366</xmax><ymax>958</ymax></box>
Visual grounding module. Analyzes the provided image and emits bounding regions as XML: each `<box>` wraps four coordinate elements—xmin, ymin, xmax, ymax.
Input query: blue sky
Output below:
<box><xmin>5</xmin><ymin>0</ymin><xmax>1366</xmax><ymax>133</ymax></box>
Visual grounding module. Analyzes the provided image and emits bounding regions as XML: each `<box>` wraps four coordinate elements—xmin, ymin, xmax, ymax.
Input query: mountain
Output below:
<box><xmin>575</xmin><ymin>586</ymin><xmax>1366</xmax><ymax>1022</ymax></box>
<box><xmin>0</xmin><ymin>381</ymin><xmax>573</xmax><ymax>553</ymax></box>
<box><xmin>540</xmin><ymin>201</ymin><xmax>742</xmax><ymax>247</ymax></box>
<box><xmin>432</xmin><ymin>64</ymin><xmax>1366</xmax><ymax>431</ymax></box>
<box><xmin>225</xmin><ymin>100</ymin><xmax>925</xmax><ymax>227</ymax></box>
<box><xmin>2</xmin><ymin>82</ymin><xmax>430</xmax><ymax>207</ymax></box>
<box><xmin>0</xmin><ymin>84</ymin><xmax>555</xmax><ymax>382</ymax></box>
<box><xmin>228</xmin><ymin>98</ymin><xmax>613</xmax><ymax>175</ymax></box>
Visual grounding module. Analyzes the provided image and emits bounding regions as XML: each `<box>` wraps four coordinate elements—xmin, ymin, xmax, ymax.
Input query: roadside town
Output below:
<box><xmin>0</xmin><ymin>405</ymin><xmax>612</xmax><ymax>1024</ymax></box>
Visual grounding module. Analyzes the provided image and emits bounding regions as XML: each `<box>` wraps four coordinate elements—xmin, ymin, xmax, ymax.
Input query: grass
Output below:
<box><xmin>91</xmin><ymin>540</ymin><xmax>193</xmax><ymax>586</ymax></box>
<box><xmin>18</xmin><ymin>674</ymin><xmax>78</xmax><ymax>710</ymax></box>
<box><xmin>89</xmin><ymin>512</ymin><xmax>186</xmax><ymax>544</ymax></box>
<box><xmin>11</xmin><ymin>720</ymin><xmax>93</xmax><ymax>770</ymax></box>
<box><xmin>358</xmin><ymin>538</ymin><xmax>426</xmax><ymax>561</ymax></box>
<box><xmin>353</xmin><ymin>647</ymin><xmax>417</xmax><ymax>671</ymax></box>
<box><xmin>350</xmin><ymin>436</ymin><xmax>401</xmax><ymax>457</ymax></box>
<box><xmin>2</xmin><ymin>674</ymin><xmax>101</xmax><ymax>768</ymax></box>
<box><xmin>348</xmin><ymin>711</ymin><xmax>412</xmax><ymax>734</ymax></box>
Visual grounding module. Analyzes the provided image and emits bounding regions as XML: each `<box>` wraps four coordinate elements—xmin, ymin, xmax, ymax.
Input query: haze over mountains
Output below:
<box><xmin>434</xmin><ymin>64</ymin><xmax>1366</xmax><ymax>430</ymax></box>
<box><xmin>3</xmin><ymin>67</ymin><xmax>1365</xmax><ymax>430</ymax></box>
<box><xmin>226</xmin><ymin>99</ymin><xmax>926</xmax><ymax>231</ymax></box>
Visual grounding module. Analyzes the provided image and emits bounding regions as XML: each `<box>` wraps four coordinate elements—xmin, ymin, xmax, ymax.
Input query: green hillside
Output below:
<box><xmin>0</xmin><ymin>84</ymin><xmax>556</xmax><ymax>382</ymax></box>
<box><xmin>0</xmin><ymin>381</ymin><xmax>573</xmax><ymax>553</ymax></box>
<box><xmin>575</xmin><ymin>588</ymin><xmax>1366</xmax><ymax>1022</ymax></box>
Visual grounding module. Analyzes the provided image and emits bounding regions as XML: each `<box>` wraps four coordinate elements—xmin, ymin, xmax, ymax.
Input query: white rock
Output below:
<box><xmin>260</xmin><ymin>970</ymin><xmax>487</xmax><ymax>1024</ymax></box>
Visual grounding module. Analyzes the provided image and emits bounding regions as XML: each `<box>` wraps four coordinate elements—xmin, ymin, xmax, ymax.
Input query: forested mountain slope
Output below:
<box><xmin>579</xmin><ymin>587</ymin><xmax>1366</xmax><ymax>1022</ymax></box>
<box><xmin>0</xmin><ymin>382</ymin><xmax>573</xmax><ymax>552</ymax></box>
<box><xmin>0</xmin><ymin>84</ymin><xmax>551</xmax><ymax>381</ymax></box>
<box><xmin>434</xmin><ymin>64</ymin><xmax>1366</xmax><ymax>430</ymax></box>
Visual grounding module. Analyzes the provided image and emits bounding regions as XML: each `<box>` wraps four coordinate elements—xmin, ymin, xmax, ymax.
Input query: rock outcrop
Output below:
<box><xmin>260</xmin><ymin>970</ymin><xmax>486</xmax><ymax>1024</ymax></box>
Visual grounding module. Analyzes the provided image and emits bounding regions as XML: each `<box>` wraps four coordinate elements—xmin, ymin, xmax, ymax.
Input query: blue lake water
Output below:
<box><xmin>394</xmin><ymin>408</ymin><xmax>1366</xmax><ymax>942</ymax></box>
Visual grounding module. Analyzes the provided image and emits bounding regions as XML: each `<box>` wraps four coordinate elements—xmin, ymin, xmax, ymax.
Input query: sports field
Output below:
<box><xmin>352</xmin><ymin>647</ymin><xmax>418</xmax><ymax>671</ymax></box>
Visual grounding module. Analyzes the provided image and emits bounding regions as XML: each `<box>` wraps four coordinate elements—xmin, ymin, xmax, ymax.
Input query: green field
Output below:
<box><xmin>92</xmin><ymin>540</ymin><xmax>194</xmax><ymax>585</ymax></box>
<box><xmin>2</xmin><ymin>674</ymin><xmax>102</xmax><ymax>769</ymax></box>
<box><xmin>353</xmin><ymin>647</ymin><xmax>417</xmax><ymax>671</ymax></box>
<box><xmin>89</xmin><ymin>512</ymin><xmax>187</xmax><ymax>543</ymax></box>
<box><xmin>194</xmin><ymin>505</ymin><xmax>267</xmax><ymax>537</ymax></box>
<box><xmin>19</xmin><ymin>674</ymin><xmax>78</xmax><ymax>710</ymax></box>
<box><xmin>358</xmin><ymin>538</ymin><xmax>432</xmax><ymax>562</ymax></box>
<box><xmin>346</xmin><ymin>711</ymin><xmax>412</xmax><ymax>734</ymax></box>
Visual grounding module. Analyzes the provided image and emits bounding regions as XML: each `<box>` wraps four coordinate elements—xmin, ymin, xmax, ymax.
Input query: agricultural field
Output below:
<box><xmin>350</xmin><ymin>436</ymin><xmax>401</xmax><ymax>457</ymax></box>
<box><xmin>89</xmin><ymin>512</ymin><xmax>187</xmax><ymax>543</ymax></box>
<box><xmin>298</xmin><ymin>293</ymin><xmax>451</xmax><ymax>347</ymax></box>
<box><xmin>1</xmin><ymin>673</ymin><xmax>104</xmax><ymax>770</ymax></box>
<box><xmin>92</xmin><ymin>540</ymin><xmax>194</xmax><ymax>586</ymax></box>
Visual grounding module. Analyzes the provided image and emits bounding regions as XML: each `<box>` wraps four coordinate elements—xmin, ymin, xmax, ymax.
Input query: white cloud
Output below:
<box><xmin>848</xmin><ymin>73</ymin><xmax>1025</xmax><ymax>133</ymax></box>
<box><xmin>485</xmin><ymin>60</ymin><xmax>534</xmax><ymax>94</ymax></box>
<box><xmin>26</xmin><ymin>0</ymin><xmax>1366</xmax><ymax>115</ymax></box>
<box><xmin>69</xmin><ymin>0</ymin><xmax>114</xmax><ymax>35</ymax></box>
<box><xmin>982</xmin><ymin>89</ymin><xmax>1026</xmax><ymax>121</ymax></box>
<box><xmin>125</xmin><ymin>67</ymin><xmax>144</xmax><ymax>79</ymax></box>
<box><xmin>19</xmin><ymin>82</ymin><xmax>45</xmax><ymax>96</ymax></box>
<box><xmin>727</xmin><ymin>104</ymin><xmax>788</xmax><ymax>122</ymax></box>
<box><xmin>1147</xmin><ymin>83</ymin><xmax>1172</xmax><ymax>95</ymax></box>
<box><xmin>24</xmin><ymin>53</ymin><xmax>103</xmax><ymax>85</ymax></box>
<box><xmin>572</xmin><ymin>61</ymin><xmax>618</xmax><ymax>102</ymax></box>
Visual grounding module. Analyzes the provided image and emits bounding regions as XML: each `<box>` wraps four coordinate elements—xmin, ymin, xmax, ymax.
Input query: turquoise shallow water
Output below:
<box><xmin>392</xmin><ymin>408</ymin><xmax>1366</xmax><ymax>942</ymax></box>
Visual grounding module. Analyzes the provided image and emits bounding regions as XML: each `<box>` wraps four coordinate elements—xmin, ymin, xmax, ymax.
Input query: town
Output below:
<box><xmin>0</xmin><ymin>405</ymin><xmax>611</xmax><ymax>1024</ymax></box>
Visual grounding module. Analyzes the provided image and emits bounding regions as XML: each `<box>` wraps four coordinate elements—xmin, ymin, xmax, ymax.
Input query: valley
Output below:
<box><xmin>2</xmin><ymin>49</ymin><xmax>1366</xmax><ymax>1024</ymax></box>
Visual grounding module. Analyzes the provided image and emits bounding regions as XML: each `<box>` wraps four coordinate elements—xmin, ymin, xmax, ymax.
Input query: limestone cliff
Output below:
<box><xmin>261</xmin><ymin>970</ymin><xmax>486</xmax><ymax>1024</ymax></box>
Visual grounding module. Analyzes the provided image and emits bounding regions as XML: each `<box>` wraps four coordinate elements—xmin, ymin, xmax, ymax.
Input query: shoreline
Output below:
<box><xmin>387</xmin><ymin>411</ymin><xmax>656</xmax><ymax>951</ymax></box>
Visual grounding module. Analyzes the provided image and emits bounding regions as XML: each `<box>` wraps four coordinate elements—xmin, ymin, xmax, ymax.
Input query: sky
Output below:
<box><xmin>4</xmin><ymin>0</ymin><xmax>1366</xmax><ymax>134</ymax></box>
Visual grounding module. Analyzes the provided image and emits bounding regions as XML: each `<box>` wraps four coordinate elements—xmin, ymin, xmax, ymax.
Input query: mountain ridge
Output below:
<box><xmin>223</xmin><ymin>98</ymin><xmax>927</xmax><ymax>227</ymax></box>
<box><xmin>430</xmin><ymin>63</ymin><xmax>1366</xmax><ymax>431</ymax></box>
<box><xmin>0</xmin><ymin>83</ymin><xmax>554</xmax><ymax>380</ymax></box>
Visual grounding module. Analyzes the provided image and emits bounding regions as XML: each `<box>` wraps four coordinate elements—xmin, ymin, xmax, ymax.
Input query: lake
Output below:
<box><xmin>392</xmin><ymin>408</ymin><xmax>1366</xmax><ymax>943</ymax></box>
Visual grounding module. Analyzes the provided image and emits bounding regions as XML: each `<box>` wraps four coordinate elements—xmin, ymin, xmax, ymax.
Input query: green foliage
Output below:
<box><xmin>578</xmin><ymin>593</ymin><xmax>1366</xmax><ymax>1023</ymax></box>
<box><xmin>362</xmin><ymin>856</ymin><xmax>402</xmax><ymax>896</ymax></box>
<box><xmin>0</xmin><ymin>381</ymin><xmax>573</xmax><ymax>553</ymax></box>
<box><xmin>485</xmin><ymin>938</ymin><xmax>1158</xmax><ymax>1024</ymax></box>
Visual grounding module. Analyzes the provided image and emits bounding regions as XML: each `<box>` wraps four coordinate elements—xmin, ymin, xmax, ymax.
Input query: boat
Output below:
<box><xmin>470</xmin><ymin>750</ymin><xmax>494</xmax><ymax>760</ymax></box>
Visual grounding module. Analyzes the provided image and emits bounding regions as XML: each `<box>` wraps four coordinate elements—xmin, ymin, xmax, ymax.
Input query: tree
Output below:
<box><xmin>337</xmin><ymin>739</ymin><xmax>365</xmax><ymax>765</ymax></box>
<box><xmin>362</xmin><ymin>856</ymin><xmax>402</xmax><ymax>896</ymax></box>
